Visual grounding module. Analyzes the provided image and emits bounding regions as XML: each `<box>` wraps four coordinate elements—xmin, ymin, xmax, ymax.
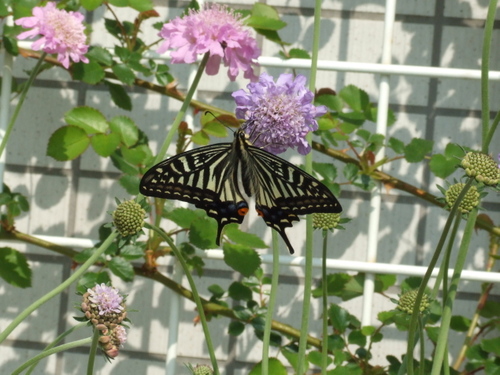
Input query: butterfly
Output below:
<box><xmin>139</xmin><ymin>127</ymin><xmax>342</xmax><ymax>254</ymax></box>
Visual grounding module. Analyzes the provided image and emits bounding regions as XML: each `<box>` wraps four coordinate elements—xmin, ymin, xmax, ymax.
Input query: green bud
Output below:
<box><xmin>312</xmin><ymin>212</ymin><xmax>341</xmax><ymax>230</ymax></box>
<box><xmin>397</xmin><ymin>290</ymin><xmax>430</xmax><ymax>315</ymax></box>
<box><xmin>112</xmin><ymin>200</ymin><xmax>146</xmax><ymax>237</ymax></box>
<box><xmin>444</xmin><ymin>183</ymin><xmax>479</xmax><ymax>214</ymax></box>
<box><xmin>461</xmin><ymin>152</ymin><xmax>500</xmax><ymax>186</ymax></box>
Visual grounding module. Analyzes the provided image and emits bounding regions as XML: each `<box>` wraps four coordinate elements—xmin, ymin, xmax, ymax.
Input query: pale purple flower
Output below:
<box><xmin>87</xmin><ymin>283</ymin><xmax>124</xmax><ymax>316</ymax></box>
<box><xmin>157</xmin><ymin>4</ymin><xmax>260</xmax><ymax>81</ymax></box>
<box><xmin>113</xmin><ymin>325</ymin><xmax>127</xmax><ymax>346</ymax></box>
<box><xmin>232</xmin><ymin>73</ymin><xmax>327</xmax><ymax>155</ymax></box>
<box><xmin>15</xmin><ymin>2</ymin><xmax>89</xmax><ymax>69</ymax></box>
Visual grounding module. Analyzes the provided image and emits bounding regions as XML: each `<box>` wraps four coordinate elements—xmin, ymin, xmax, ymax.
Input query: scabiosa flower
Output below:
<box><xmin>397</xmin><ymin>290</ymin><xmax>430</xmax><ymax>315</ymax></box>
<box><xmin>99</xmin><ymin>325</ymin><xmax>128</xmax><ymax>359</ymax></box>
<box><xmin>157</xmin><ymin>4</ymin><xmax>260</xmax><ymax>81</ymax></box>
<box><xmin>81</xmin><ymin>284</ymin><xmax>127</xmax><ymax>328</ymax></box>
<box><xmin>232</xmin><ymin>73</ymin><xmax>327</xmax><ymax>155</ymax></box>
<box><xmin>15</xmin><ymin>2</ymin><xmax>89</xmax><ymax>69</ymax></box>
<box><xmin>112</xmin><ymin>199</ymin><xmax>146</xmax><ymax>237</ymax></box>
<box><xmin>460</xmin><ymin>152</ymin><xmax>500</xmax><ymax>186</ymax></box>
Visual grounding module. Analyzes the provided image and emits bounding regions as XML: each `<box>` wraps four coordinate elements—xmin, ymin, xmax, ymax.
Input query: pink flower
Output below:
<box><xmin>157</xmin><ymin>4</ymin><xmax>260</xmax><ymax>81</ymax></box>
<box><xmin>15</xmin><ymin>2</ymin><xmax>89</xmax><ymax>69</ymax></box>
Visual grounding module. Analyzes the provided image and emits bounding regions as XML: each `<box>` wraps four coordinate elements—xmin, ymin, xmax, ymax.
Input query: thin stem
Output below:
<box><xmin>0</xmin><ymin>52</ymin><xmax>47</xmax><ymax>158</ymax></box>
<box><xmin>297</xmin><ymin>0</ymin><xmax>322</xmax><ymax>372</ymax></box>
<box><xmin>262</xmin><ymin>231</ymin><xmax>280</xmax><ymax>375</ymax></box>
<box><xmin>153</xmin><ymin>53</ymin><xmax>209</xmax><ymax>165</ymax></box>
<box><xmin>417</xmin><ymin>315</ymin><xmax>425</xmax><ymax>375</ymax></box>
<box><xmin>321</xmin><ymin>230</ymin><xmax>329</xmax><ymax>375</ymax></box>
<box><xmin>431</xmin><ymin>207</ymin><xmax>478</xmax><ymax>375</ymax></box>
<box><xmin>484</xmin><ymin>110</ymin><xmax>500</xmax><ymax>151</ymax></box>
<box><xmin>480</xmin><ymin>0</ymin><xmax>498</xmax><ymax>153</ymax></box>
<box><xmin>405</xmin><ymin>178</ymin><xmax>474</xmax><ymax>375</ymax></box>
<box><xmin>0</xmin><ymin>230</ymin><xmax>118</xmax><ymax>344</ymax></box>
<box><xmin>12</xmin><ymin>338</ymin><xmax>93</xmax><ymax>375</ymax></box>
<box><xmin>145</xmin><ymin>223</ymin><xmax>219</xmax><ymax>375</ymax></box>
<box><xmin>86</xmin><ymin>327</ymin><xmax>100</xmax><ymax>375</ymax></box>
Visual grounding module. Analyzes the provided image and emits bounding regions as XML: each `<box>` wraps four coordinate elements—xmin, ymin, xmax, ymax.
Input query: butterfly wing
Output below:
<box><xmin>139</xmin><ymin>144</ymin><xmax>248</xmax><ymax>244</ymax></box>
<box><xmin>245</xmin><ymin>145</ymin><xmax>342</xmax><ymax>254</ymax></box>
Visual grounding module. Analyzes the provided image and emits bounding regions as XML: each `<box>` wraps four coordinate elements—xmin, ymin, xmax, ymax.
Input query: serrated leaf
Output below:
<box><xmin>317</xmin><ymin>117</ymin><xmax>336</xmax><ymax>131</ymax></box>
<box><xmin>224</xmin><ymin>224</ymin><xmax>267</xmax><ymax>248</ymax></box>
<box><xmin>120</xmin><ymin>245</ymin><xmax>144</xmax><ymax>260</ymax></box>
<box><xmin>348</xmin><ymin>330</ymin><xmax>366</xmax><ymax>347</ymax></box>
<box><xmin>388</xmin><ymin>137</ymin><xmax>405</xmax><ymax>154</ymax></box>
<box><xmin>307</xmin><ymin>350</ymin><xmax>332</xmax><ymax>367</ymax></box>
<box><xmin>339</xmin><ymin>85</ymin><xmax>370</xmax><ymax>112</ymax></box>
<box><xmin>47</xmin><ymin>125</ymin><xmax>90</xmax><ymax>161</ymax></box>
<box><xmin>112</xmin><ymin>64</ymin><xmax>136</xmax><ymax>85</ymax></box>
<box><xmin>329</xmin><ymin>304</ymin><xmax>349</xmax><ymax>333</ymax></box>
<box><xmin>228</xmin><ymin>321</ymin><xmax>245</xmax><ymax>336</ymax></box>
<box><xmin>108</xmin><ymin>256</ymin><xmax>134</xmax><ymax>281</ymax></box>
<box><xmin>288</xmin><ymin>48</ymin><xmax>310</xmax><ymax>59</ymax></box>
<box><xmin>0</xmin><ymin>247</ymin><xmax>31</xmax><ymax>288</ymax></box>
<box><xmin>80</xmin><ymin>0</ymin><xmax>103</xmax><ymax>10</ymax></box>
<box><xmin>86</xmin><ymin>46</ymin><xmax>114</xmax><ymax>66</ymax></box>
<box><xmin>128</xmin><ymin>0</ymin><xmax>153</xmax><ymax>11</ymax></box>
<box><xmin>223</xmin><ymin>243</ymin><xmax>261</xmax><ymax>277</ymax></box>
<box><xmin>109</xmin><ymin>116</ymin><xmax>139</xmax><ymax>147</ymax></box>
<box><xmin>107</xmin><ymin>82</ymin><xmax>132</xmax><ymax>111</ymax></box>
<box><xmin>190</xmin><ymin>217</ymin><xmax>218</xmax><ymax>249</ymax></box>
<box><xmin>65</xmin><ymin>107</ymin><xmax>108</xmax><ymax>134</ymax></box>
<box><xmin>118</xmin><ymin>175</ymin><xmax>140</xmax><ymax>195</ymax></box>
<box><xmin>228</xmin><ymin>281</ymin><xmax>253</xmax><ymax>301</ymax></box>
<box><xmin>203</xmin><ymin>122</ymin><xmax>227</xmax><ymax>137</ymax></box>
<box><xmin>166</xmin><ymin>207</ymin><xmax>200</xmax><ymax>228</ymax></box>
<box><xmin>316</xmin><ymin>93</ymin><xmax>343</xmax><ymax>112</ymax></box>
<box><xmin>208</xmin><ymin>284</ymin><xmax>225</xmax><ymax>298</ymax></box>
<box><xmin>76</xmin><ymin>271</ymin><xmax>111</xmax><ymax>294</ymax></box>
<box><xmin>312</xmin><ymin>273</ymin><xmax>351</xmax><ymax>298</ymax></box>
<box><xmin>191</xmin><ymin>131</ymin><xmax>210</xmax><ymax>145</ymax></box>
<box><xmin>72</xmin><ymin>60</ymin><xmax>105</xmax><ymax>84</ymax></box>
<box><xmin>110</xmin><ymin>152</ymin><xmax>140</xmax><ymax>175</ymax></box>
<box><xmin>120</xmin><ymin>144</ymin><xmax>147</xmax><ymax>165</ymax></box>
<box><xmin>404</xmin><ymin>138</ymin><xmax>434</xmax><ymax>163</ymax></box>
<box><xmin>481</xmin><ymin>337</ymin><xmax>500</xmax><ymax>356</ymax></box>
<box><xmin>91</xmin><ymin>132</ymin><xmax>121</xmax><ymax>157</ymax></box>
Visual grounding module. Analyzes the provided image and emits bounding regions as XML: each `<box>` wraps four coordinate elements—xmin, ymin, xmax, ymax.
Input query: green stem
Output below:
<box><xmin>262</xmin><ymin>231</ymin><xmax>280</xmax><ymax>375</ymax></box>
<box><xmin>0</xmin><ymin>52</ymin><xmax>47</xmax><ymax>158</ymax></box>
<box><xmin>480</xmin><ymin>0</ymin><xmax>498</xmax><ymax>153</ymax></box>
<box><xmin>405</xmin><ymin>179</ymin><xmax>474</xmax><ymax>375</ymax></box>
<box><xmin>0</xmin><ymin>230</ymin><xmax>118</xmax><ymax>344</ymax></box>
<box><xmin>417</xmin><ymin>315</ymin><xmax>425</xmax><ymax>375</ymax></box>
<box><xmin>431</xmin><ymin>207</ymin><xmax>478</xmax><ymax>375</ymax></box>
<box><xmin>297</xmin><ymin>0</ymin><xmax>322</xmax><ymax>373</ymax></box>
<box><xmin>26</xmin><ymin>322</ymin><xmax>87</xmax><ymax>375</ymax></box>
<box><xmin>153</xmin><ymin>53</ymin><xmax>210</xmax><ymax>165</ymax></box>
<box><xmin>86</xmin><ymin>327</ymin><xmax>100</xmax><ymax>375</ymax></box>
<box><xmin>484</xmin><ymin>110</ymin><xmax>500</xmax><ymax>151</ymax></box>
<box><xmin>321</xmin><ymin>230</ymin><xmax>329</xmax><ymax>375</ymax></box>
<box><xmin>12</xmin><ymin>338</ymin><xmax>93</xmax><ymax>375</ymax></box>
<box><xmin>144</xmin><ymin>223</ymin><xmax>219</xmax><ymax>375</ymax></box>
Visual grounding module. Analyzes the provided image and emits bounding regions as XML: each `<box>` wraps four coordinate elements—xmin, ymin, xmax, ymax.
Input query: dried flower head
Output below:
<box><xmin>444</xmin><ymin>183</ymin><xmax>480</xmax><ymax>214</ymax></box>
<box><xmin>232</xmin><ymin>73</ymin><xmax>327</xmax><ymax>155</ymax></box>
<box><xmin>157</xmin><ymin>4</ymin><xmax>260</xmax><ymax>81</ymax></box>
<box><xmin>15</xmin><ymin>2</ymin><xmax>89</xmax><ymax>68</ymax></box>
<box><xmin>460</xmin><ymin>152</ymin><xmax>500</xmax><ymax>186</ymax></box>
<box><xmin>81</xmin><ymin>284</ymin><xmax>126</xmax><ymax>328</ymax></box>
<box><xmin>112</xmin><ymin>199</ymin><xmax>146</xmax><ymax>237</ymax></box>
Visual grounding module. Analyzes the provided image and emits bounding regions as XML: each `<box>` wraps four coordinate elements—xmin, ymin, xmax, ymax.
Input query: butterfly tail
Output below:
<box><xmin>275</xmin><ymin>228</ymin><xmax>295</xmax><ymax>255</ymax></box>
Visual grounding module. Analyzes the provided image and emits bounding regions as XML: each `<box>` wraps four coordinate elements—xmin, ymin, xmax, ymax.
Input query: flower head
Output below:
<box><xmin>98</xmin><ymin>325</ymin><xmax>128</xmax><ymax>359</ymax></box>
<box><xmin>397</xmin><ymin>290</ymin><xmax>430</xmax><ymax>315</ymax></box>
<box><xmin>444</xmin><ymin>183</ymin><xmax>480</xmax><ymax>214</ymax></box>
<box><xmin>232</xmin><ymin>73</ymin><xmax>327</xmax><ymax>155</ymax></box>
<box><xmin>460</xmin><ymin>152</ymin><xmax>500</xmax><ymax>186</ymax></box>
<box><xmin>112</xmin><ymin>199</ymin><xmax>146</xmax><ymax>237</ymax></box>
<box><xmin>87</xmin><ymin>283</ymin><xmax>124</xmax><ymax>316</ymax></box>
<box><xmin>15</xmin><ymin>2</ymin><xmax>89</xmax><ymax>69</ymax></box>
<box><xmin>157</xmin><ymin>4</ymin><xmax>260</xmax><ymax>81</ymax></box>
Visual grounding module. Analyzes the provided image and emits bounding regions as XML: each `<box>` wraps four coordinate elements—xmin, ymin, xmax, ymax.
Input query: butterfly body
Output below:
<box><xmin>140</xmin><ymin>129</ymin><xmax>342</xmax><ymax>254</ymax></box>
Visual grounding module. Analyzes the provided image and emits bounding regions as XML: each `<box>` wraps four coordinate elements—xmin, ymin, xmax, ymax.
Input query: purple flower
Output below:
<box><xmin>157</xmin><ymin>4</ymin><xmax>260</xmax><ymax>81</ymax></box>
<box><xmin>232</xmin><ymin>73</ymin><xmax>327</xmax><ymax>155</ymax></box>
<box><xmin>87</xmin><ymin>283</ymin><xmax>124</xmax><ymax>316</ymax></box>
<box><xmin>15</xmin><ymin>2</ymin><xmax>89</xmax><ymax>69</ymax></box>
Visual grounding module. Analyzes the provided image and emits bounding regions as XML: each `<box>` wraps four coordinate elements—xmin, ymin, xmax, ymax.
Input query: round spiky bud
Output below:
<box><xmin>397</xmin><ymin>290</ymin><xmax>430</xmax><ymax>315</ymax></box>
<box><xmin>192</xmin><ymin>365</ymin><xmax>213</xmax><ymax>375</ymax></box>
<box><xmin>312</xmin><ymin>212</ymin><xmax>341</xmax><ymax>230</ymax></box>
<box><xmin>445</xmin><ymin>183</ymin><xmax>480</xmax><ymax>214</ymax></box>
<box><xmin>112</xmin><ymin>199</ymin><xmax>145</xmax><ymax>236</ymax></box>
<box><xmin>461</xmin><ymin>152</ymin><xmax>500</xmax><ymax>186</ymax></box>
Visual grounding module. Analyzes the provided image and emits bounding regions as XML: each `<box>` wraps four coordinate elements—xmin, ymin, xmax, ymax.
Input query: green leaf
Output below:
<box><xmin>112</xmin><ymin>64</ymin><xmax>136</xmax><ymax>85</ymax></box>
<box><xmin>228</xmin><ymin>321</ymin><xmax>245</xmax><ymax>336</ymax></box>
<box><xmin>106</xmin><ymin>82</ymin><xmax>132</xmax><ymax>111</ymax></box>
<box><xmin>246</xmin><ymin>16</ymin><xmax>286</xmax><ymax>30</ymax></box>
<box><xmin>481</xmin><ymin>337</ymin><xmax>500</xmax><ymax>356</ymax></box>
<box><xmin>281</xmin><ymin>345</ymin><xmax>309</xmax><ymax>374</ymax></box>
<box><xmin>118</xmin><ymin>175</ymin><xmax>140</xmax><ymax>195</ymax></box>
<box><xmin>110</xmin><ymin>152</ymin><xmax>140</xmax><ymax>175</ymax></box>
<box><xmin>65</xmin><ymin>107</ymin><xmax>109</xmax><ymax>134</ymax></box>
<box><xmin>249</xmin><ymin>358</ymin><xmax>287</xmax><ymax>375</ymax></box>
<box><xmin>343</xmin><ymin>163</ymin><xmax>360</xmax><ymax>181</ymax></box>
<box><xmin>361</xmin><ymin>325</ymin><xmax>376</xmax><ymax>336</ymax></box>
<box><xmin>249</xmin><ymin>3</ymin><xmax>284</xmax><ymax>23</ymax></box>
<box><xmin>80</xmin><ymin>0</ymin><xmax>103</xmax><ymax>10</ymax></box>
<box><xmin>375</xmin><ymin>274</ymin><xmax>397</xmax><ymax>293</ymax></box>
<box><xmin>388</xmin><ymin>137</ymin><xmax>405</xmax><ymax>154</ymax></box>
<box><xmin>404</xmin><ymin>138</ymin><xmax>434</xmax><ymax>163</ymax></box>
<box><xmin>108</xmin><ymin>256</ymin><xmax>134</xmax><ymax>281</ymax></box>
<box><xmin>208</xmin><ymin>284</ymin><xmax>225</xmax><ymax>298</ymax></box>
<box><xmin>287</xmin><ymin>48</ymin><xmax>310</xmax><ymax>59</ymax></box>
<box><xmin>316</xmin><ymin>93</ymin><xmax>343</xmax><ymax>112</ymax></box>
<box><xmin>223</xmin><ymin>243</ymin><xmax>261</xmax><ymax>277</ymax></box>
<box><xmin>348</xmin><ymin>330</ymin><xmax>366</xmax><ymax>347</ymax></box>
<box><xmin>90</xmin><ymin>132</ymin><xmax>121</xmax><ymax>157</ymax></box>
<box><xmin>72</xmin><ymin>60</ymin><xmax>105</xmax><ymax>84</ymax></box>
<box><xmin>47</xmin><ymin>126</ymin><xmax>90</xmax><ymax>161</ymax></box>
<box><xmin>189</xmin><ymin>216</ymin><xmax>218</xmax><ymax>249</ymax></box>
<box><xmin>224</xmin><ymin>224</ymin><xmax>268</xmax><ymax>248</ymax></box>
<box><xmin>312</xmin><ymin>273</ymin><xmax>351</xmax><ymax>298</ymax></box>
<box><xmin>191</xmin><ymin>130</ymin><xmax>210</xmax><ymax>145</ymax></box>
<box><xmin>76</xmin><ymin>271</ymin><xmax>111</xmax><ymax>294</ymax></box>
<box><xmin>429</xmin><ymin>143</ymin><xmax>463</xmax><ymax>178</ymax></box>
<box><xmin>450</xmin><ymin>315</ymin><xmax>471</xmax><ymax>332</ymax></box>
<box><xmin>86</xmin><ymin>46</ymin><xmax>114</xmax><ymax>66</ymax></box>
<box><xmin>3</xmin><ymin>35</ymin><xmax>19</xmax><ymax>56</ymax></box>
<box><xmin>329</xmin><ymin>304</ymin><xmax>349</xmax><ymax>333</ymax></box>
<box><xmin>128</xmin><ymin>0</ymin><xmax>153</xmax><ymax>11</ymax></box>
<box><xmin>308</xmin><ymin>350</ymin><xmax>332</xmax><ymax>367</ymax></box>
<box><xmin>228</xmin><ymin>281</ymin><xmax>253</xmax><ymax>301</ymax></box>
<box><xmin>203</xmin><ymin>121</ymin><xmax>227</xmax><ymax>137</ymax></box>
<box><xmin>425</xmin><ymin>326</ymin><xmax>440</xmax><ymax>343</ymax></box>
<box><xmin>480</xmin><ymin>300</ymin><xmax>500</xmax><ymax>318</ymax></box>
<box><xmin>120</xmin><ymin>244</ymin><xmax>144</xmax><ymax>260</ymax></box>
<box><xmin>120</xmin><ymin>144</ymin><xmax>147</xmax><ymax>165</ymax></box>
<box><xmin>0</xmin><ymin>247</ymin><xmax>31</xmax><ymax>288</ymax></box>
<box><xmin>109</xmin><ymin>116</ymin><xmax>139</xmax><ymax>147</ymax></box>
<box><xmin>339</xmin><ymin>85</ymin><xmax>370</xmax><ymax>112</ymax></box>
<box><xmin>166</xmin><ymin>207</ymin><xmax>200</xmax><ymax>228</ymax></box>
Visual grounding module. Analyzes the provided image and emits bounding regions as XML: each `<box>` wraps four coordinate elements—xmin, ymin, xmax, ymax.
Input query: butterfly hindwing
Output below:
<box><xmin>139</xmin><ymin>143</ymin><xmax>248</xmax><ymax>244</ymax></box>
